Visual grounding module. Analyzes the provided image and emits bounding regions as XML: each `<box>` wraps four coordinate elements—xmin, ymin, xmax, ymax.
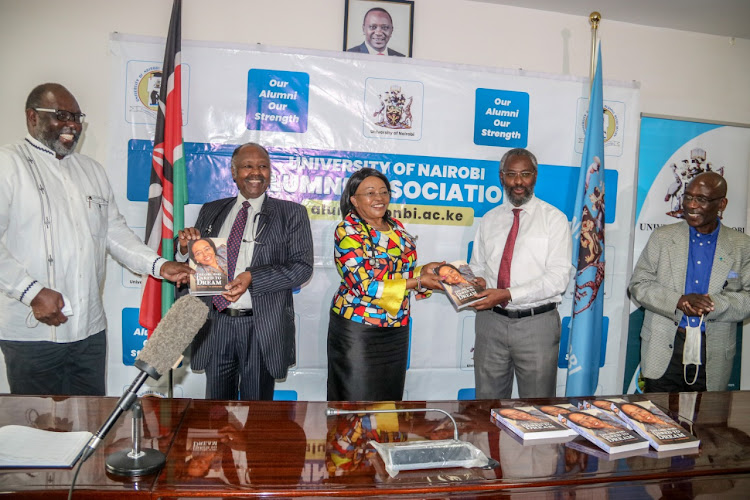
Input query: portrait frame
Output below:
<box><xmin>343</xmin><ymin>0</ymin><xmax>414</xmax><ymax>58</ymax></box>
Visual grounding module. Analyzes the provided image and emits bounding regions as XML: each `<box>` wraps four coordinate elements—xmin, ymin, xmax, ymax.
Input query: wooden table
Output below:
<box><xmin>2</xmin><ymin>391</ymin><xmax>750</xmax><ymax>498</ymax></box>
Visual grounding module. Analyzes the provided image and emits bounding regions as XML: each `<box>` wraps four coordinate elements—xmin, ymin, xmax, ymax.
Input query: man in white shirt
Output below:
<box><xmin>470</xmin><ymin>148</ymin><xmax>573</xmax><ymax>399</ymax></box>
<box><xmin>347</xmin><ymin>7</ymin><xmax>405</xmax><ymax>57</ymax></box>
<box><xmin>0</xmin><ymin>83</ymin><xmax>192</xmax><ymax>396</ymax></box>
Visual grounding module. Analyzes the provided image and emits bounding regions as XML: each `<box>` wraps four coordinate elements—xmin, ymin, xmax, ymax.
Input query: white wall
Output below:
<box><xmin>1</xmin><ymin>0</ymin><xmax>748</xmax><ymax>169</ymax></box>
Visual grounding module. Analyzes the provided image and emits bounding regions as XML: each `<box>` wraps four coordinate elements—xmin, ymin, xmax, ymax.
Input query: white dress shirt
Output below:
<box><xmin>0</xmin><ymin>136</ymin><xmax>166</xmax><ymax>342</ymax></box>
<box><xmin>365</xmin><ymin>42</ymin><xmax>386</xmax><ymax>56</ymax></box>
<box><xmin>470</xmin><ymin>195</ymin><xmax>574</xmax><ymax>309</ymax></box>
<box><xmin>177</xmin><ymin>193</ymin><xmax>265</xmax><ymax>310</ymax></box>
<box><xmin>219</xmin><ymin>194</ymin><xmax>265</xmax><ymax>310</ymax></box>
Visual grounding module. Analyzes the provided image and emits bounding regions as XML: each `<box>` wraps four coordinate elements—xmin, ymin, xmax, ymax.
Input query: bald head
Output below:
<box><xmin>25</xmin><ymin>83</ymin><xmax>71</xmax><ymax>111</ymax></box>
<box><xmin>688</xmin><ymin>172</ymin><xmax>727</xmax><ymax>198</ymax></box>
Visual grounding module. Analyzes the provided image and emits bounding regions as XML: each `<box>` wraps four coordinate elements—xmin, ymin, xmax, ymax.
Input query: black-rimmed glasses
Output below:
<box><xmin>501</xmin><ymin>170</ymin><xmax>535</xmax><ymax>180</ymax></box>
<box><xmin>683</xmin><ymin>194</ymin><xmax>724</xmax><ymax>206</ymax></box>
<box><xmin>34</xmin><ymin>108</ymin><xmax>86</xmax><ymax>124</ymax></box>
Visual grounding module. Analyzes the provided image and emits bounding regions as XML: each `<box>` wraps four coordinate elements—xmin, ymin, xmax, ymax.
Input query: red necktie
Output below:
<box><xmin>496</xmin><ymin>208</ymin><xmax>521</xmax><ymax>307</ymax></box>
<box><xmin>213</xmin><ymin>201</ymin><xmax>250</xmax><ymax>312</ymax></box>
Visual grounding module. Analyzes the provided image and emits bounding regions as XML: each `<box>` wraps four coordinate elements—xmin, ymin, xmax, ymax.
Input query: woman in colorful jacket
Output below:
<box><xmin>327</xmin><ymin>168</ymin><xmax>442</xmax><ymax>401</ymax></box>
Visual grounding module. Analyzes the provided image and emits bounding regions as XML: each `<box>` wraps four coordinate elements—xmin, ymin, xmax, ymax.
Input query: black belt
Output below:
<box><xmin>214</xmin><ymin>306</ymin><xmax>253</xmax><ymax>317</ymax></box>
<box><xmin>492</xmin><ymin>302</ymin><xmax>556</xmax><ymax>319</ymax></box>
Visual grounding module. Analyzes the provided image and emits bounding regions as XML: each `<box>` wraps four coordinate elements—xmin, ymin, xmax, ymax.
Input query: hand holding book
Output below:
<box><xmin>433</xmin><ymin>261</ymin><xmax>485</xmax><ymax>310</ymax></box>
<box><xmin>415</xmin><ymin>262</ymin><xmax>445</xmax><ymax>292</ymax></box>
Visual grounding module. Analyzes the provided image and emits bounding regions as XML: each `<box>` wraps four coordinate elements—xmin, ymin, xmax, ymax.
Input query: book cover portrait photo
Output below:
<box><xmin>434</xmin><ymin>261</ymin><xmax>484</xmax><ymax>310</ymax></box>
<box><xmin>188</xmin><ymin>238</ymin><xmax>229</xmax><ymax>296</ymax></box>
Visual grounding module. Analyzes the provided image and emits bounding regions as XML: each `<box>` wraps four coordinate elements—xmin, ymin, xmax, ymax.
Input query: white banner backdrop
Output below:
<box><xmin>624</xmin><ymin>116</ymin><xmax>750</xmax><ymax>393</ymax></box>
<box><xmin>84</xmin><ymin>34</ymin><xmax>639</xmax><ymax>400</ymax></box>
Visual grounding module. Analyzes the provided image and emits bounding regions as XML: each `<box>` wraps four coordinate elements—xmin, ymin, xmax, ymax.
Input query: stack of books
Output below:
<box><xmin>491</xmin><ymin>397</ymin><xmax>700</xmax><ymax>457</ymax></box>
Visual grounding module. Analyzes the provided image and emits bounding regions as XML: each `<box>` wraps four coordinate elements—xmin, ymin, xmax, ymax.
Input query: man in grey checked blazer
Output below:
<box><xmin>177</xmin><ymin>143</ymin><xmax>313</xmax><ymax>400</ymax></box>
<box><xmin>630</xmin><ymin>172</ymin><xmax>750</xmax><ymax>392</ymax></box>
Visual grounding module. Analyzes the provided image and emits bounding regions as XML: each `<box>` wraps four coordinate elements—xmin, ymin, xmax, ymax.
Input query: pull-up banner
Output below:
<box><xmin>624</xmin><ymin>116</ymin><xmax>750</xmax><ymax>393</ymax></box>
<box><xmin>102</xmin><ymin>34</ymin><xmax>640</xmax><ymax>400</ymax></box>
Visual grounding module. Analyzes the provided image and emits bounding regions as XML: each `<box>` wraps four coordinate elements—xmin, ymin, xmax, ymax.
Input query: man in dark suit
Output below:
<box><xmin>177</xmin><ymin>143</ymin><xmax>313</xmax><ymax>400</ymax></box>
<box><xmin>347</xmin><ymin>7</ymin><xmax>405</xmax><ymax>57</ymax></box>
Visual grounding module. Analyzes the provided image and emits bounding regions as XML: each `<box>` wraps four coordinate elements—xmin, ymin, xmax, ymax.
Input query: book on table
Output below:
<box><xmin>565</xmin><ymin>437</ymin><xmax>649</xmax><ymax>461</ymax></box>
<box><xmin>579</xmin><ymin>399</ymin><xmax>633</xmax><ymax>430</ymax></box>
<box><xmin>608</xmin><ymin>399</ymin><xmax>700</xmax><ymax>452</ymax></box>
<box><xmin>0</xmin><ymin>425</ymin><xmax>93</xmax><ymax>468</ymax></box>
<box><xmin>556</xmin><ymin>406</ymin><xmax>649</xmax><ymax>454</ymax></box>
<box><xmin>490</xmin><ymin>405</ymin><xmax>577</xmax><ymax>442</ymax></box>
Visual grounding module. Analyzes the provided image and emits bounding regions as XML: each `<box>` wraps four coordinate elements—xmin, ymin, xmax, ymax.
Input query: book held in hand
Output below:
<box><xmin>491</xmin><ymin>406</ymin><xmax>577</xmax><ymax>442</ymax></box>
<box><xmin>609</xmin><ymin>399</ymin><xmax>700</xmax><ymax>452</ymax></box>
<box><xmin>187</xmin><ymin>237</ymin><xmax>229</xmax><ymax>296</ymax></box>
<box><xmin>0</xmin><ymin>425</ymin><xmax>93</xmax><ymax>468</ymax></box>
<box><xmin>557</xmin><ymin>407</ymin><xmax>649</xmax><ymax>454</ymax></box>
<box><xmin>434</xmin><ymin>260</ymin><xmax>484</xmax><ymax>310</ymax></box>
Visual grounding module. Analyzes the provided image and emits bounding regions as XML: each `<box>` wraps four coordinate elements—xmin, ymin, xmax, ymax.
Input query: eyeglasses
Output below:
<box><xmin>366</xmin><ymin>24</ymin><xmax>393</xmax><ymax>32</ymax></box>
<box><xmin>502</xmin><ymin>170</ymin><xmax>535</xmax><ymax>180</ymax></box>
<box><xmin>34</xmin><ymin>108</ymin><xmax>86</xmax><ymax>124</ymax></box>
<box><xmin>354</xmin><ymin>190</ymin><xmax>390</xmax><ymax>199</ymax></box>
<box><xmin>683</xmin><ymin>194</ymin><xmax>723</xmax><ymax>206</ymax></box>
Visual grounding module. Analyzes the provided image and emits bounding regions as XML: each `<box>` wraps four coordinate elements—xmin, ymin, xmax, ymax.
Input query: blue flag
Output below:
<box><xmin>566</xmin><ymin>43</ymin><xmax>605</xmax><ymax>396</ymax></box>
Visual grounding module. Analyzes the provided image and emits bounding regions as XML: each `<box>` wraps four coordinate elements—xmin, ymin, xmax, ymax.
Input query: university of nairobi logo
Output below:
<box><xmin>603</xmin><ymin>105</ymin><xmax>618</xmax><ymax>142</ymax></box>
<box><xmin>363</xmin><ymin>78</ymin><xmax>423</xmax><ymax>140</ymax></box>
<box><xmin>663</xmin><ymin>148</ymin><xmax>725</xmax><ymax>219</ymax></box>
<box><xmin>373</xmin><ymin>85</ymin><xmax>414</xmax><ymax>129</ymax></box>
<box><xmin>581</xmin><ymin>104</ymin><xmax>619</xmax><ymax>143</ymax></box>
<box><xmin>124</xmin><ymin>60</ymin><xmax>190</xmax><ymax>125</ymax></box>
<box><xmin>135</xmin><ymin>69</ymin><xmax>163</xmax><ymax>110</ymax></box>
<box><xmin>131</xmin><ymin>65</ymin><xmax>162</xmax><ymax>118</ymax></box>
<box><xmin>575</xmin><ymin>100</ymin><xmax>625</xmax><ymax>156</ymax></box>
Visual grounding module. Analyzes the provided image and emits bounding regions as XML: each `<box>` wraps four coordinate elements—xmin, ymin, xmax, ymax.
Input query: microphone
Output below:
<box><xmin>80</xmin><ymin>295</ymin><xmax>208</xmax><ymax>463</ymax></box>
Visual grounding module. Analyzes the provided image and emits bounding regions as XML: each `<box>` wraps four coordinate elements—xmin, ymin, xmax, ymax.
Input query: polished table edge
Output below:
<box><xmin>1</xmin><ymin>392</ymin><xmax>748</xmax><ymax>497</ymax></box>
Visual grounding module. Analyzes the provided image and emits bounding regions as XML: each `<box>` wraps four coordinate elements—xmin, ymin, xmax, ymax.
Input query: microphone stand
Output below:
<box><xmin>105</xmin><ymin>401</ymin><xmax>166</xmax><ymax>476</ymax></box>
<box><xmin>80</xmin><ymin>371</ymin><xmax>149</xmax><ymax>462</ymax></box>
<box><xmin>325</xmin><ymin>407</ymin><xmax>459</xmax><ymax>441</ymax></box>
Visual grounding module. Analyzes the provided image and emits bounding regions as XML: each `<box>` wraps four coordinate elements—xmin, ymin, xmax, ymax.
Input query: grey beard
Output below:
<box><xmin>40</xmin><ymin>132</ymin><xmax>78</xmax><ymax>158</ymax></box>
<box><xmin>505</xmin><ymin>186</ymin><xmax>533</xmax><ymax>206</ymax></box>
<box><xmin>49</xmin><ymin>138</ymin><xmax>77</xmax><ymax>157</ymax></box>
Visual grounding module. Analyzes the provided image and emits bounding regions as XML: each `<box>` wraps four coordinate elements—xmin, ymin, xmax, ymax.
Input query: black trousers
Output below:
<box><xmin>645</xmin><ymin>328</ymin><xmax>707</xmax><ymax>393</ymax></box>
<box><xmin>0</xmin><ymin>330</ymin><xmax>106</xmax><ymax>396</ymax></box>
<box><xmin>327</xmin><ymin>312</ymin><xmax>409</xmax><ymax>402</ymax></box>
<box><xmin>203</xmin><ymin>311</ymin><xmax>275</xmax><ymax>401</ymax></box>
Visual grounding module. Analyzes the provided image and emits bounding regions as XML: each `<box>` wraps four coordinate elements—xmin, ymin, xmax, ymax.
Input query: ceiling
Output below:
<box><xmin>478</xmin><ymin>0</ymin><xmax>750</xmax><ymax>40</ymax></box>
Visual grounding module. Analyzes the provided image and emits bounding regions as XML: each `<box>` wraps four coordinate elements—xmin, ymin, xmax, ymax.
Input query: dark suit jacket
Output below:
<box><xmin>347</xmin><ymin>42</ymin><xmax>405</xmax><ymax>57</ymax></box>
<box><xmin>186</xmin><ymin>195</ymin><xmax>313</xmax><ymax>379</ymax></box>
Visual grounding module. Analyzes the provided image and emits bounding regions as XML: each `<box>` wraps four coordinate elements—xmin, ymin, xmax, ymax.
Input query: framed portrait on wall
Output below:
<box><xmin>343</xmin><ymin>0</ymin><xmax>414</xmax><ymax>58</ymax></box>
